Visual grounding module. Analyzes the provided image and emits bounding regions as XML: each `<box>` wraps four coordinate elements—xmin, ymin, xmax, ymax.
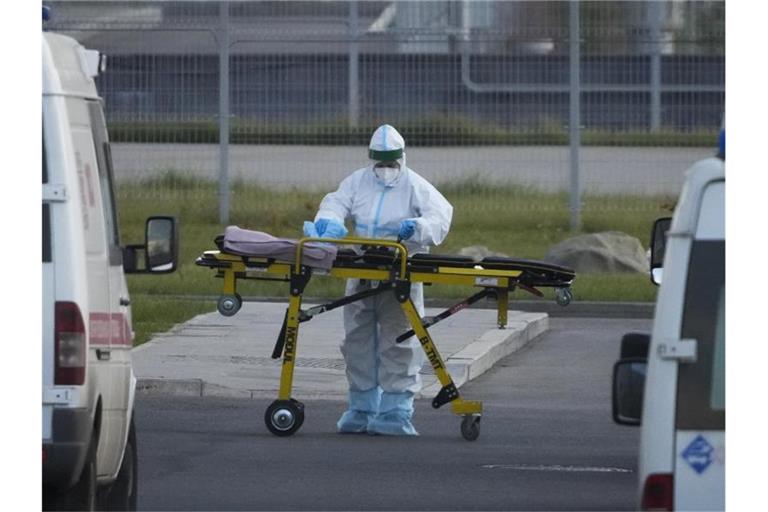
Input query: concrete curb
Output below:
<box><xmin>136</xmin><ymin>312</ymin><xmax>549</xmax><ymax>400</ymax></box>
<box><xmin>464</xmin><ymin>301</ymin><xmax>654</xmax><ymax>319</ymax></box>
<box><xmin>136</xmin><ymin>378</ymin><xmax>343</xmax><ymax>400</ymax></box>
<box><xmin>136</xmin><ymin>378</ymin><xmax>203</xmax><ymax>397</ymax></box>
<box><xmin>418</xmin><ymin>312</ymin><xmax>548</xmax><ymax>398</ymax></box>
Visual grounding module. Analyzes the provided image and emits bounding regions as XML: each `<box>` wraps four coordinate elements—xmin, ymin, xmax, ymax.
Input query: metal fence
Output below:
<box><xmin>46</xmin><ymin>0</ymin><xmax>724</xmax><ymax>227</ymax></box>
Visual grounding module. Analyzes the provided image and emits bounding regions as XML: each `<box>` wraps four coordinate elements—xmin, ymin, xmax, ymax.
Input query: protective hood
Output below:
<box><xmin>369</xmin><ymin>124</ymin><xmax>406</xmax><ymax>187</ymax></box>
<box><xmin>369</xmin><ymin>124</ymin><xmax>405</xmax><ymax>160</ymax></box>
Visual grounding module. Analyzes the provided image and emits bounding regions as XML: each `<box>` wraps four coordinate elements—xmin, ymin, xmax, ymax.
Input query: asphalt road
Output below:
<box><xmin>135</xmin><ymin>317</ymin><xmax>649</xmax><ymax>511</ymax></box>
<box><xmin>112</xmin><ymin>144</ymin><xmax>713</xmax><ymax>195</ymax></box>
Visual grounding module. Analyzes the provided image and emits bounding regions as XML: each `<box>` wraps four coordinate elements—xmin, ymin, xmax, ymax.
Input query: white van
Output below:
<box><xmin>43</xmin><ymin>31</ymin><xmax>178</xmax><ymax>510</ymax></box>
<box><xmin>612</xmin><ymin>156</ymin><xmax>725</xmax><ymax>510</ymax></box>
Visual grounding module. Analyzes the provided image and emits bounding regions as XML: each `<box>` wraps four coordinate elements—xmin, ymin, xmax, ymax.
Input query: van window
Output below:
<box><xmin>43</xmin><ymin>204</ymin><xmax>52</xmax><ymax>263</ymax></box>
<box><xmin>87</xmin><ymin>101</ymin><xmax>121</xmax><ymax>265</ymax></box>
<box><xmin>675</xmin><ymin>240</ymin><xmax>725</xmax><ymax>430</ymax></box>
<box><xmin>43</xmin><ymin>128</ymin><xmax>48</xmax><ymax>184</ymax></box>
<box><xmin>43</xmin><ymin>131</ymin><xmax>51</xmax><ymax>262</ymax></box>
<box><xmin>710</xmin><ymin>289</ymin><xmax>725</xmax><ymax>410</ymax></box>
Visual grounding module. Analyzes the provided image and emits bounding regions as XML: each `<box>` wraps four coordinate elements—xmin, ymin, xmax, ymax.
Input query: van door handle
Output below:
<box><xmin>120</xmin><ymin>297</ymin><xmax>131</xmax><ymax>306</ymax></box>
<box><xmin>657</xmin><ymin>338</ymin><xmax>697</xmax><ymax>362</ymax></box>
<box><xmin>96</xmin><ymin>349</ymin><xmax>111</xmax><ymax>361</ymax></box>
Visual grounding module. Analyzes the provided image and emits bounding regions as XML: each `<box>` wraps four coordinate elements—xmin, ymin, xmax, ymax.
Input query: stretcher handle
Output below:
<box><xmin>295</xmin><ymin>236</ymin><xmax>409</xmax><ymax>277</ymax></box>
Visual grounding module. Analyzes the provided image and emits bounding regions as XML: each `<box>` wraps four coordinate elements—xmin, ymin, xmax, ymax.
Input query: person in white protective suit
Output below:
<box><xmin>303</xmin><ymin>124</ymin><xmax>453</xmax><ymax>435</ymax></box>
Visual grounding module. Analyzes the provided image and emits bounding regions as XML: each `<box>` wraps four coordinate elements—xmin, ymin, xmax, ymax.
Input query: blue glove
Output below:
<box><xmin>305</xmin><ymin>218</ymin><xmax>347</xmax><ymax>239</ymax></box>
<box><xmin>314</xmin><ymin>218</ymin><xmax>330</xmax><ymax>237</ymax></box>
<box><xmin>303</xmin><ymin>221</ymin><xmax>319</xmax><ymax>238</ymax></box>
<box><xmin>398</xmin><ymin>219</ymin><xmax>416</xmax><ymax>240</ymax></box>
<box><xmin>322</xmin><ymin>219</ymin><xmax>348</xmax><ymax>239</ymax></box>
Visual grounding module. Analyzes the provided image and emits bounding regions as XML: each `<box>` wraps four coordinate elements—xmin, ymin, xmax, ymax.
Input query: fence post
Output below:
<box><xmin>649</xmin><ymin>0</ymin><xmax>663</xmax><ymax>132</ymax></box>
<box><xmin>348</xmin><ymin>1</ymin><xmax>360</xmax><ymax>129</ymax></box>
<box><xmin>569</xmin><ymin>0</ymin><xmax>582</xmax><ymax>232</ymax></box>
<box><xmin>218</xmin><ymin>1</ymin><xmax>230</xmax><ymax>225</ymax></box>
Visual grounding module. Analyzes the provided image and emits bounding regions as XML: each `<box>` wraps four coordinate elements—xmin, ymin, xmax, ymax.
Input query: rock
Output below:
<box><xmin>457</xmin><ymin>245</ymin><xmax>508</xmax><ymax>262</ymax></box>
<box><xmin>544</xmin><ymin>231</ymin><xmax>648</xmax><ymax>273</ymax></box>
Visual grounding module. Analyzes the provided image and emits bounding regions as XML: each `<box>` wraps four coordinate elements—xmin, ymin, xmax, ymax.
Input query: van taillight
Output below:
<box><xmin>642</xmin><ymin>473</ymin><xmax>674</xmax><ymax>511</ymax></box>
<box><xmin>55</xmin><ymin>302</ymin><xmax>85</xmax><ymax>385</ymax></box>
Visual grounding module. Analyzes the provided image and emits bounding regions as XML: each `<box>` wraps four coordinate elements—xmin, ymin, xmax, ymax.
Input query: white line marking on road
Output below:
<box><xmin>481</xmin><ymin>464</ymin><xmax>633</xmax><ymax>473</ymax></box>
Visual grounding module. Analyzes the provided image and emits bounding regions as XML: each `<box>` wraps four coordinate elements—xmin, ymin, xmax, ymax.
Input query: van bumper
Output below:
<box><xmin>42</xmin><ymin>407</ymin><xmax>92</xmax><ymax>490</ymax></box>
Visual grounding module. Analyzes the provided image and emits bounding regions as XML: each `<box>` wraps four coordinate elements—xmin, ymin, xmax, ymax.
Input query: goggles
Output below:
<box><xmin>373</xmin><ymin>160</ymin><xmax>401</xmax><ymax>170</ymax></box>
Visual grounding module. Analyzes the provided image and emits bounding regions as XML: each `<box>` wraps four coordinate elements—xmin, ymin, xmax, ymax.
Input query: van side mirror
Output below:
<box><xmin>620</xmin><ymin>332</ymin><xmax>650</xmax><ymax>359</ymax></box>
<box><xmin>124</xmin><ymin>216</ymin><xmax>179</xmax><ymax>274</ymax></box>
<box><xmin>612</xmin><ymin>359</ymin><xmax>646</xmax><ymax>426</ymax></box>
<box><xmin>612</xmin><ymin>332</ymin><xmax>650</xmax><ymax>426</ymax></box>
<box><xmin>650</xmin><ymin>217</ymin><xmax>672</xmax><ymax>285</ymax></box>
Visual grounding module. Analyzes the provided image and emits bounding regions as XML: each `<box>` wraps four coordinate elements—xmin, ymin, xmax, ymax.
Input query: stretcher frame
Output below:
<box><xmin>196</xmin><ymin>236</ymin><xmax>575</xmax><ymax>440</ymax></box>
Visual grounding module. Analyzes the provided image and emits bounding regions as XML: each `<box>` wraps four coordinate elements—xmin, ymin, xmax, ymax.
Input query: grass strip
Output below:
<box><xmin>129</xmin><ymin>295</ymin><xmax>216</xmax><ymax>346</ymax></box>
<box><xmin>108</xmin><ymin>119</ymin><xmax>717</xmax><ymax>148</ymax></box>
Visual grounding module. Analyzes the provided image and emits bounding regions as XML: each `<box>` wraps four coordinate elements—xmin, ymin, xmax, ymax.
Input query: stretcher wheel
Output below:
<box><xmin>460</xmin><ymin>415</ymin><xmax>481</xmax><ymax>441</ymax></box>
<box><xmin>217</xmin><ymin>294</ymin><xmax>242</xmax><ymax>317</ymax></box>
<box><xmin>265</xmin><ymin>399</ymin><xmax>304</xmax><ymax>437</ymax></box>
<box><xmin>291</xmin><ymin>399</ymin><xmax>305</xmax><ymax>430</ymax></box>
<box><xmin>555</xmin><ymin>287</ymin><xmax>573</xmax><ymax>307</ymax></box>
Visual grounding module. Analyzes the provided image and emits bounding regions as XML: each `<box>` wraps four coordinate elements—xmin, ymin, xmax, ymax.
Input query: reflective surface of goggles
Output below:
<box><xmin>374</xmin><ymin>161</ymin><xmax>401</xmax><ymax>170</ymax></box>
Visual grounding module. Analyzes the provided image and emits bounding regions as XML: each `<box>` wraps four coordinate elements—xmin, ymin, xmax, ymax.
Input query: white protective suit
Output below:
<box><xmin>314</xmin><ymin>124</ymin><xmax>453</xmax><ymax>435</ymax></box>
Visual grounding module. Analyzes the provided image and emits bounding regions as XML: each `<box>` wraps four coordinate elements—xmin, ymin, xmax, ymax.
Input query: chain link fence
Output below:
<box><xmin>46</xmin><ymin>0</ymin><xmax>724</xmax><ymax>228</ymax></box>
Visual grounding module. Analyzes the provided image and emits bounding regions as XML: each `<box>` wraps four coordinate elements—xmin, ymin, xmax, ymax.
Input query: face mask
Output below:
<box><xmin>374</xmin><ymin>162</ymin><xmax>401</xmax><ymax>185</ymax></box>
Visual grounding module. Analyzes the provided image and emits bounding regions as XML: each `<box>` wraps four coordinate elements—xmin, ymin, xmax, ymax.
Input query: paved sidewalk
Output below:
<box><xmin>133</xmin><ymin>301</ymin><xmax>548</xmax><ymax>400</ymax></box>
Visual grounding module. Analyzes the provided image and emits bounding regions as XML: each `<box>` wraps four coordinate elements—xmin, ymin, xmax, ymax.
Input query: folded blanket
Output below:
<box><xmin>222</xmin><ymin>226</ymin><xmax>338</xmax><ymax>270</ymax></box>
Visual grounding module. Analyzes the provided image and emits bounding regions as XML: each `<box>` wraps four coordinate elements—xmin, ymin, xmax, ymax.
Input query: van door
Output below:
<box><xmin>42</xmin><ymin>125</ymin><xmax>54</xmax><ymax>441</ymax></box>
<box><xmin>673</xmin><ymin>180</ymin><xmax>725</xmax><ymax>510</ymax></box>
<box><xmin>86</xmin><ymin>100</ymin><xmax>130</xmax><ymax>477</ymax></box>
<box><xmin>64</xmin><ymin>96</ymin><xmax>118</xmax><ymax>476</ymax></box>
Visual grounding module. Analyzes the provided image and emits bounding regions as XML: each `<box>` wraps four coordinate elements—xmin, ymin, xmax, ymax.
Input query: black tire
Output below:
<box><xmin>217</xmin><ymin>294</ymin><xmax>242</xmax><ymax>317</ymax></box>
<box><xmin>460</xmin><ymin>415</ymin><xmax>481</xmax><ymax>441</ymax></box>
<box><xmin>264</xmin><ymin>399</ymin><xmax>304</xmax><ymax>437</ymax></box>
<box><xmin>291</xmin><ymin>399</ymin><xmax>305</xmax><ymax>430</ymax></box>
<box><xmin>555</xmin><ymin>287</ymin><xmax>573</xmax><ymax>307</ymax></box>
<box><xmin>47</xmin><ymin>435</ymin><xmax>98</xmax><ymax>511</ymax></box>
<box><xmin>101</xmin><ymin>417</ymin><xmax>138</xmax><ymax>511</ymax></box>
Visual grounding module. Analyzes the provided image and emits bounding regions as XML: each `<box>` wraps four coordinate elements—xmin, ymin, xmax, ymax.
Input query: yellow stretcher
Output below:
<box><xmin>195</xmin><ymin>236</ymin><xmax>575</xmax><ymax>441</ymax></box>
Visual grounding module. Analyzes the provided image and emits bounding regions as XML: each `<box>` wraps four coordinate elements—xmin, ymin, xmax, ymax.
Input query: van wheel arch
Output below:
<box><xmin>45</xmin><ymin>427</ymin><xmax>99</xmax><ymax>511</ymax></box>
